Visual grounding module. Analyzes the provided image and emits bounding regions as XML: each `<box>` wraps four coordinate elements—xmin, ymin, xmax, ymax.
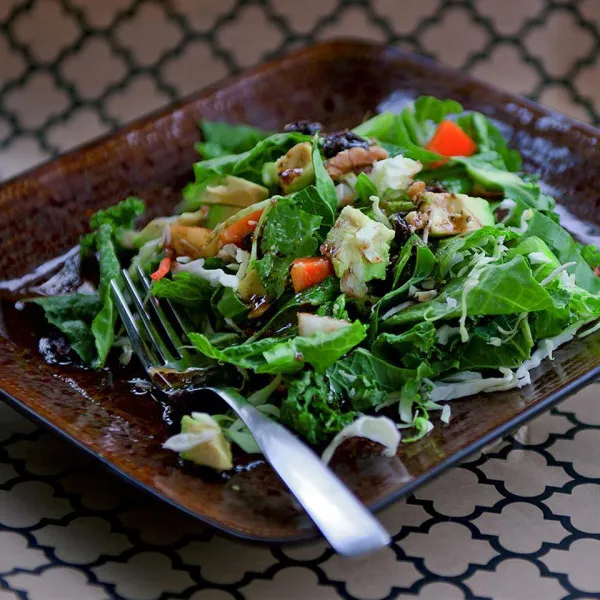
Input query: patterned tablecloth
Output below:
<box><xmin>2</xmin><ymin>2</ymin><xmax>600</xmax><ymax>599</ymax></box>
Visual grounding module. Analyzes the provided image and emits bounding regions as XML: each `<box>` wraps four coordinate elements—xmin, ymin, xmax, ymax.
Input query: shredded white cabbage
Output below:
<box><xmin>579</xmin><ymin>319</ymin><xmax>600</xmax><ymax>338</ymax></box>
<box><xmin>381</xmin><ymin>301</ymin><xmax>414</xmax><ymax>320</ymax></box>
<box><xmin>515</xmin><ymin>322</ymin><xmax>582</xmax><ymax>387</ymax></box>
<box><xmin>173</xmin><ymin>258</ymin><xmax>240</xmax><ymax>289</ymax></box>
<box><xmin>163</xmin><ymin>430</ymin><xmax>217</xmax><ymax>453</ymax></box>
<box><xmin>430</xmin><ymin>368</ymin><xmax>518</xmax><ymax>402</ymax></box>
<box><xmin>321</xmin><ymin>415</ymin><xmax>400</xmax><ymax>464</ymax></box>
<box><xmin>540</xmin><ymin>261</ymin><xmax>577</xmax><ymax>287</ymax></box>
<box><xmin>528</xmin><ymin>252</ymin><xmax>552</xmax><ymax>265</ymax></box>
<box><xmin>498</xmin><ymin>198</ymin><xmax>517</xmax><ymax>223</ymax></box>
<box><xmin>440</xmin><ymin>404</ymin><xmax>452</xmax><ymax>424</ymax></box>
<box><xmin>436</xmin><ymin>325</ymin><xmax>461</xmax><ymax>345</ymax></box>
<box><xmin>488</xmin><ymin>337</ymin><xmax>502</xmax><ymax>347</ymax></box>
<box><xmin>297</xmin><ymin>313</ymin><xmax>350</xmax><ymax>337</ymax></box>
<box><xmin>446</xmin><ymin>297</ymin><xmax>458</xmax><ymax>311</ymax></box>
<box><xmin>370</xmin><ymin>195</ymin><xmax>393</xmax><ymax>229</ymax></box>
<box><xmin>509</xmin><ymin>208</ymin><xmax>534</xmax><ymax>234</ymax></box>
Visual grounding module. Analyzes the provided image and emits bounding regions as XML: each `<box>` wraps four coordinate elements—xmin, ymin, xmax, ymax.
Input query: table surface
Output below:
<box><xmin>2</xmin><ymin>2</ymin><xmax>600</xmax><ymax>599</ymax></box>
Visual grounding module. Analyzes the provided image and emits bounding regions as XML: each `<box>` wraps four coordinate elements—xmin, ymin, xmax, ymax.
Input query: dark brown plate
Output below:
<box><xmin>1</xmin><ymin>40</ymin><xmax>600</xmax><ymax>544</ymax></box>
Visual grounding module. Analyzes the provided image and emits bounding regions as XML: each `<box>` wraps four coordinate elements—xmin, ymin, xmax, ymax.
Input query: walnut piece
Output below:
<box><xmin>325</xmin><ymin>145</ymin><xmax>388</xmax><ymax>180</ymax></box>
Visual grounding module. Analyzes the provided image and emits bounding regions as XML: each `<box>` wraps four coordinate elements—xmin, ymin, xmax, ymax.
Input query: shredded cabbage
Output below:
<box><xmin>321</xmin><ymin>415</ymin><xmax>400</xmax><ymax>464</ymax></box>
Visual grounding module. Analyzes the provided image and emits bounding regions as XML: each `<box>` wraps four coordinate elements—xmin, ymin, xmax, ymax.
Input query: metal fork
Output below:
<box><xmin>110</xmin><ymin>265</ymin><xmax>390</xmax><ymax>556</ymax></box>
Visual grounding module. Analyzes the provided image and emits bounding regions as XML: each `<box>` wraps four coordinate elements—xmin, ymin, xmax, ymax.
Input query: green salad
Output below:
<box><xmin>33</xmin><ymin>96</ymin><xmax>600</xmax><ymax>471</ymax></box>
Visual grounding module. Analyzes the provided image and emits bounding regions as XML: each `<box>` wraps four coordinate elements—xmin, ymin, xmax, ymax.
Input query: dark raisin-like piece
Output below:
<box><xmin>284</xmin><ymin>120</ymin><xmax>322</xmax><ymax>135</ymax></box>
<box><xmin>322</xmin><ymin>130</ymin><xmax>370</xmax><ymax>158</ymax></box>
<box><xmin>392</xmin><ymin>213</ymin><xmax>412</xmax><ymax>246</ymax></box>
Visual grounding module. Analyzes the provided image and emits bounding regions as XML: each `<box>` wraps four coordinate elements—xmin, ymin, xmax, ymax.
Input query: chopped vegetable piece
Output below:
<box><xmin>426</xmin><ymin>120</ymin><xmax>477</xmax><ymax>158</ymax></box>
<box><xmin>290</xmin><ymin>257</ymin><xmax>334</xmax><ymax>293</ymax></box>
<box><xmin>219</xmin><ymin>209</ymin><xmax>264</xmax><ymax>246</ymax></box>
<box><xmin>151</xmin><ymin>256</ymin><xmax>172</xmax><ymax>281</ymax></box>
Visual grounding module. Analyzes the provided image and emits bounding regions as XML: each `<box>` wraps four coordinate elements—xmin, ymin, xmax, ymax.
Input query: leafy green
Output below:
<box><xmin>418</xmin><ymin>164</ymin><xmax>473</xmax><ymax>195</ymax></box>
<box><xmin>152</xmin><ymin>272</ymin><xmax>213</xmax><ymax>307</ymax></box>
<box><xmin>259</xmin><ymin>320</ymin><xmax>368</xmax><ymax>374</ymax></box>
<box><xmin>435</xmin><ymin>225</ymin><xmax>516</xmax><ymax>279</ymax></box>
<box><xmin>457</xmin><ymin>112</ymin><xmax>522</xmax><ymax>171</ymax></box>
<box><xmin>91</xmin><ymin>224</ymin><xmax>121</xmax><ymax>367</ymax></box>
<box><xmin>385</xmin><ymin>256</ymin><xmax>555</xmax><ymax>328</ymax></box>
<box><xmin>372</xmin><ymin>321</ymin><xmax>438</xmax><ymax>368</ymax></box>
<box><xmin>370</xmin><ymin>237</ymin><xmax>437</xmax><ymax>341</ymax></box>
<box><xmin>280</xmin><ymin>370</ymin><xmax>356</xmax><ymax>445</ymax></box>
<box><xmin>182</xmin><ymin>132</ymin><xmax>310</xmax><ymax>211</ymax></box>
<box><xmin>311</xmin><ymin>136</ymin><xmax>337</xmax><ymax>213</ymax></box>
<box><xmin>581</xmin><ymin>244</ymin><xmax>600</xmax><ymax>269</ymax></box>
<box><xmin>291</xmin><ymin>185</ymin><xmax>335</xmax><ymax>236</ymax></box>
<box><xmin>453</xmin><ymin>153</ymin><xmax>541</xmax><ymax>207</ymax></box>
<box><xmin>216</xmin><ymin>288</ymin><xmax>248</xmax><ymax>319</ymax></box>
<box><xmin>31</xmin><ymin>293</ymin><xmax>103</xmax><ymax>364</ymax></box>
<box><xmin>524</xmin><ymin>209</ymin><xmax>600</xmax><ymax>294</ymax></box>
<box><xmin>181</xmin><ymin>154</ymin><xmax>244</xmax><ymax>211</ymax></box>
<box><xmin>256</xmin><ymin>195</ymin><xmax>322</xmax><ymax>298</ymax></box>
<box><xmin>80</xmin><ymin>197</ymin><xmax>145</xmax><ymax>254</ymax></box>
<box><xmin>248</xmin><ymin>277</ymin><xmax>340</xmax><ymax>341</ymax></box>
<box><xmin>196</xmin><ymin>121</ymin><xmax>271</xmax><ymax>158</ymax></box>
<box><xmin>408</xmin><ymin>96</ymin><xmax>463</xmax><ymax>146</ymax></box>
<box><xmin>353</xmin><ymin>98</ymin><xmax>462</xmax><ymax>164</ymax></box>
<box><xmin>455</xmin><ymin>314</ymin><xmax>534</xmax><ymax>369</ymax></box>
<box><xmin>189</xmin><ymin>333</ymin><xmax>280</xmax><ymax>370</ymax></box>
<box><xmin>233</xmin><ymin>132</ymin><xmax>311</xmax><ymax>184</ymax></box>
<box><xmin>355</xmin><ymin>172</ymin><xmax>378</xmax><ymax>203</ymax></box>
<box><xmin>190</xmin><ymin>320</ymin><xmax>367</xmax><ymax>374</ymax></box>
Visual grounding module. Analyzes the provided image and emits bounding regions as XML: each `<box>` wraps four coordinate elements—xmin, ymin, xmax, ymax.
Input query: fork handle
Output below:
<box><xmin>206</xmin><ymin>387</ymin><xmax>390</xmax><ymax>556</ymax></box>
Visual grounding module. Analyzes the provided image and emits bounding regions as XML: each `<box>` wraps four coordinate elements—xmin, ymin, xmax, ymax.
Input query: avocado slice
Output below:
<box><xmin>321</xmin><ymin>206</ymin><xmax>395</xmax><ymax>298</ymax></box>
<box><xmin>203</xmin><ymin>204</ymin><xmax>240</xmax><ymax>229</ymax></box>
<box><xmin>179</xmin><ymin>413</ymin><xmax>233</xmax><ymax>471</ymax></box>
<box><xmin>276</xmin><ymin>142</ymin><xmax>315</xmax><ymax>194</ymax></box>
<box><xmin>202</xmin><ymin>175</ymin><xmax>269</xmax><ymax>207</ymax></box>
<box><xmin>410</xmin><ymin>192</ymin><xmax>495</xmax><ymax>238</ymax></box>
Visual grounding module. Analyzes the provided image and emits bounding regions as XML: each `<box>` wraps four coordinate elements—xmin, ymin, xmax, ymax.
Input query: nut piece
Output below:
<box><xmin>407</xmin><ymin>180</ymin><xmax>426</xmax><ymax>201</ymax></box>
<box><xmin>325</xmin><ymin>145</ymin><xmax>389</xmax><ymax>180</ymax></box>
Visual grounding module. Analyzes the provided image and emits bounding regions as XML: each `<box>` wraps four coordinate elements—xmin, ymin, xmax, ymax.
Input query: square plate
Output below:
<box><xmin>1</xmin><ymin>40</ymin><xmax>600</xmax><ymax>543</ymax></box>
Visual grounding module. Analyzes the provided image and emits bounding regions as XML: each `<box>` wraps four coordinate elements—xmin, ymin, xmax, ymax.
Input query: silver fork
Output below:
<box><xmin>110</xmin><ymin>265</ymin><xmax>390</xmax><ymax>556</ymax></box>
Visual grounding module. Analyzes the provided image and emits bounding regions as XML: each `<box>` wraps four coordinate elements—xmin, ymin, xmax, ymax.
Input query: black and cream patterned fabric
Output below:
<box><xmin>1</xmin><ymin>2</ymin><xmax>600</xmax><ymax>599</ymax></box>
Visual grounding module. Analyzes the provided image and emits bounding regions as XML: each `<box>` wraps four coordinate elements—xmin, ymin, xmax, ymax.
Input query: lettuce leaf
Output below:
<box><xmin>31</xmin><ymin>293</ymin><xmax>103</xmax><ymax>364</ymax></box>
<box><xmin>312</xmin><ymin>136</ymin><xmax>338</xmax><ymax>213</ymax></box>
<box><xmin>457</xmin><ymin>112</ymin><xmax>522</xmax><ymax>171</ymax></box>
<box><xmin>384</xmin><ymin>255</ymin><xmax>555</xmax><ymax>328</ymax></box>
<box><xmin>189</xmin><ymin>319</ymin><xmax>367</xmax><ymax>374</ymax></box>
<box><xmin>80</xmin><ymin>196</ymin><xmax>144</xmax><ymax>254</ymax></box>
<box><xmin>152</xmin><ymin>272</ymin><xmax>213</xmax><ymax>307</ymax></box>
<box><xmin>197</xmin><ymin>121</ymin><xmax>271</xmax><ymax>158</ymax></box>
<box><xmin>280</xmin><ymin>370</ymin><xmax>356</xmax><ymax>445</ymax></box>
<box><xmin>90</xmin><ymin>223</ymin><xmax>120</xmax><ymax>367</ymax></box>
<box><xmin>258</xmin><ymin>320</ymin><xmax>368</xmax><ymax>374</ymax></box>
<box><xmin>456</xmin><ymin>314</ymin><xmax>534</xmax><ymax>369</ymax></box>
<box><xmin>256</xmin><ymin>195</ymin><xmax>322</xmax><ymax>299</ymax></box>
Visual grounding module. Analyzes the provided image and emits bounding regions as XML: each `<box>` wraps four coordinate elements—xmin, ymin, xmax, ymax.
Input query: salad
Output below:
<box><xmin>32</xmin><ymin>96</ymin><xmax>600</xmax><ymax>472</ymax></box>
